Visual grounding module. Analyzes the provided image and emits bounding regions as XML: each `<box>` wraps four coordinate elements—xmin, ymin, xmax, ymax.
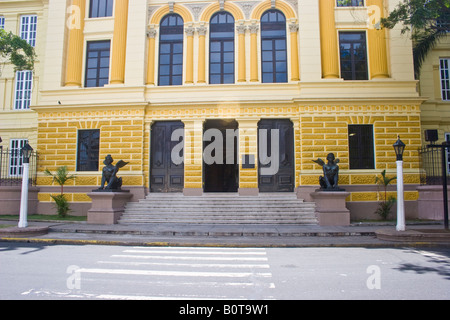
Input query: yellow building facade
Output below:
<box><xmin>419</xmin><ymin>34</ymin><xmax>450</xmax><ymax>144</ymax></box>
<box><xmin>0</xmin><ymin>0</ymin><xmax>45</xmax><ymax>155</ymax></box>
<box><xmin>1</xmin><ymin>0</ymin><xmax>424</xmax><ymax>220</ymax></box>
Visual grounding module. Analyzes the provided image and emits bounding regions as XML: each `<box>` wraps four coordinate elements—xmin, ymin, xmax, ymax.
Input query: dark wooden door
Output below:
<box><xmin>150</xmin><ymin>121</ymin><xmax>184</xmax><ymax>192</ymax></box>
<box><xmin>258</xmin><ymin>119</ymin><xmax>295</xmax><ymax>192</ymax></box>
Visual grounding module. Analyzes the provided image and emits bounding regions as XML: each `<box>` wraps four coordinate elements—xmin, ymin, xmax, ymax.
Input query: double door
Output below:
<box><xmin>258</xmin><ymin>119</ymin><xmax>295</xmax><ymax>192</ymax></box>
<box><xmin>150</xmin><ymin>121</ymin><xmax>184</xmax><ymax>192</ymax></box>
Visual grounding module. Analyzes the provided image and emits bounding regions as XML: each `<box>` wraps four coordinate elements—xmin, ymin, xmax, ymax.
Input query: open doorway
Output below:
<box><xmin>203</xmin><ymin>119</ymin><xmax>239</xmax><ymax>192</ymax></box>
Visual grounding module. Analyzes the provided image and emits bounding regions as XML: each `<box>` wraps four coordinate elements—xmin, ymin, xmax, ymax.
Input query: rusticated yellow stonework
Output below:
<box><xmin>348</xmin><ymin>191</ymin><xmax>419</xmax><ymax>202</ymax></box>
<box><xmin>351</xmin><ymin>192</ymin><xmax>379</xmax><ymax>202</ymax></box>
<box><xmin>37</xmin><ymin>109</ymin><xmax>145</xmax><ymax>174</ymax></box>
<box><xmin>36</xmin><ymin>108</ymin><xmax>145</xmax><ymax>203</ymax></box>
<box><xmin>75</xmin><ymin>176</ymin><xmax>99</xmax><ymax>186</ymax></box>
<box><xmin>301</xmin><ymin>107</ymin><xmax>421</xmax><ymax>171</ymax></box>
<box><xmin>182</xmin><ymin>120</ymin><xmax>204</xmax><ymax>189</ymax></box>
<box><xmin>295</xmin><ymin>103</ymin><xmax>421</xmax><ymax>204</ymax></box>
<box><xmin>34</xmin><ymin>101</ymin><xmax>421</xmax><ymax>207</ymax></box>
<box><xmin>238</xmin><ymin>118</ymin><xmax>259</xmax><ymax>190</ymax></box>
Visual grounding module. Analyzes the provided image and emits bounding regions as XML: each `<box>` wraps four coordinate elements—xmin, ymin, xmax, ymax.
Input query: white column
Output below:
<box><xmin>18</xmin><ymin>162</ymin><xmax>29</xmax><ymax>228</ymax></box>
<box><xmin>396</xmin><ymin>160</ymin><xmax>405</xmax><ymax>231</ymax></box>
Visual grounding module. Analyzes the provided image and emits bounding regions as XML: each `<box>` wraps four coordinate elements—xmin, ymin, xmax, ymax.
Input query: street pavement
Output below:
<box><xmin>1</xmin><ymin>219</ymin><xmax>450</xmax><ymax>247</ymax></box>
<box><xmin>4</xmin><ymin>243</ymin><xmax>450</xmax><ymax>300</ymax></box>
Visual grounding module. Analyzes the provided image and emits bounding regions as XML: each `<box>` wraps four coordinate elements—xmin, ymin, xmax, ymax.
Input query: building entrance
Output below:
<box><xmin>258</xmin><ymin>119</ymin><xmax>295</xmax><ymax>192</ymax></box>
<box><xmin>150</xmin><ymin>121</ymin><xmax>184</xmax><ymax>192</ymax></box>
<box><xmin>203</xmin><ymin>119</ymin><xmax>239</xmax><ymax>192</ymax></box>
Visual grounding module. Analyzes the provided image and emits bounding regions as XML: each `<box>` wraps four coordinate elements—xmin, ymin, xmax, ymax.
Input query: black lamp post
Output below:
<box><xmin>18</xmin><ymin>143</ymin><xmax>33</xmax><ymax>228</ymax></box>
<box><xmin>21</xmin><ymin>143</ymin><xmax>33</xmax><ymax>164</ymax></box>
<box><xmin>393</xmin><ymin>136</ymin><xmax>406</xmax><ymax>231</ymax></box>
<box><xmin>393</xmin><ymin>137</ymin><xmax>406</xmax><ymax>161</ymax></box>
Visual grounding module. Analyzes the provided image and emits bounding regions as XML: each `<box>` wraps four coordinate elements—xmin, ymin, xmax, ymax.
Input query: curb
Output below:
<box><xmin>1</xmin><ymin>236</ymin><xmax>450</xmax><ymax>248</ymax></box>
<box><xmin>375</xmin><ymin>228</ymin><xmax>450</xmax><ymax>242</ymax></box>
<box><xmin>1</xmin><ymin>222</ymin><xmax>450</xmax><ymax>248</ymax></box>
<box><xmin>0</xmin><ymin>226</ymin><xmax>49</xmax><ymax>238</ymax></box>
<box><xmin>47</xmin><ymin>226</ymin><xmax>378</xmax><ymax>238</ymax></box>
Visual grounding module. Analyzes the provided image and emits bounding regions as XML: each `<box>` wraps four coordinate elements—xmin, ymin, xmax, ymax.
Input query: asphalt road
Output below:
<box><xmin>1</xmin><ymin>242</ymin><xmax>449</xmax><ymax>302</ymax></box>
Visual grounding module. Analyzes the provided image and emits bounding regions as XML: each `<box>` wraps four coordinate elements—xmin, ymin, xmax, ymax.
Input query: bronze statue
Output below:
<box><xmin>97</xmin><ymin>155</ymin><xmax>129</xmax><ymax>191</ymax></box>
<box><xmin>313</xmin><ymin>153</ymin><xmax>344</xmax><ymax>191</ymax></box>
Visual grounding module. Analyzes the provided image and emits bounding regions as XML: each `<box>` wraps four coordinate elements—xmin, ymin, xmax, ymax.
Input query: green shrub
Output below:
<box><xmin>375</xmin><ymin>196</ymin><xmax>396</xmax><ymax>220</ymax></box>
<box><xmin>49</xmin><ymin>194</ymin><xmax>71</xmax><ymax>217</ymax></box>
<box><xmin>375</xmin><ymin>170</ymin><xmax>397</xmax><ymax>220</ymax></box>
<box><xmin>44</xmin><ymin>166</ymin><xmax>75</xmax><ymax>218</ymax></box>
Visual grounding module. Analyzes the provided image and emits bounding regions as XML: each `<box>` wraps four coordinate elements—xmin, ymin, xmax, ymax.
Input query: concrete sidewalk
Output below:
<box><xmin>1</xmin><ymin>220</ymin><xmax>450</xmax><ymax>247</ymax></box>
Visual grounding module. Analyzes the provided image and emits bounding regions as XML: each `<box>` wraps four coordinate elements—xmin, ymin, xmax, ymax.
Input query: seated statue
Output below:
<box><xmin>97</xmin><ymin>155</ymin><xmax>129</xmax><ymax>191</ymax></box>
<box><xmin>313</xmin><ymin>153</ymin><xmax>344</xmax><ymax>191</ymax></box>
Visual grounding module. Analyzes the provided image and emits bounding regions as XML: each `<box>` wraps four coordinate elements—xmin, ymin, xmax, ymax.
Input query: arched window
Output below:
<box><xmin>209</xmin><ymin>12</ymin><xmax>235</xmax><ymax>84</ymax></box>
<box><xmin>260</xmin><ymin>9</ymin><xmax>287</xmax><ymax>83</ymax></box>
<box><xmin>158</xmin><ymin>14</ymin><xmax>183</xmax><ymax>86</ymax></box>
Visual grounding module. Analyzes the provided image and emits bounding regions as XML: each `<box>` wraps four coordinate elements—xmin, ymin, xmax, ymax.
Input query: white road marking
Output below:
<box><xmin>76</xmin><ymin>267</ymin><xmax>273</xmax><ymax>278</ymax></box>
<box><xmin>130</xmin><ymin>247</ymin><xmax>266</xmax><ymax>251</ymax></box>
<box><xmin>97</xmin><ymin>260</ymin><xmax>271</xmax><ymax>269</ymax></box>
<box><xmin>23</xmin><ymin>246</ymin><xmax>276</xmax><ymax>299</ymax></box>
<box><xmin>123</xmin><ymin>249</ymin><xmax>267</xmax><ymax>255</ymax></box>
<box><xmin>111</xmin><ymin>254</ymin><xmax>268</xmax><ymax>261</ymax></box>
<box><xmin>21</xmin><ymin>289</ymin><xmax>226</xmax><ymax>300</ymax></box>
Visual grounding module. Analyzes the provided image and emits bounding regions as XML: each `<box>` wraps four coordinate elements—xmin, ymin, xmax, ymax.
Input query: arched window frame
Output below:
<box><xmin>158</xmin><ymin>13</ymin><xmax>184</xmax><ymax>86</ymax></box>
<box><xmin>260</xmin><ymin>9</ymin><xmax>288</xmax><ymax>83</ymax></box>
<box><xmin>209</xmin><ymin>11</ymin><xmax>235</xmax><ymax>84</ymax></box>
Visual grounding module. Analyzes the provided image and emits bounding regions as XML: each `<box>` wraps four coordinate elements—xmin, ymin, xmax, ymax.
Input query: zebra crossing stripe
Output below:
<box><xmin>123</xmin><ymin>249</ymin><xmax>267</xmax><ymax>255</ymax></box>
<box><xmin>111</xmin><ymin>254</ymin><xmax>268</xmax><ymax>261</ymax></box>
<box><xmin>97</xmin><ymin>260</ymin><xmax>271</xmax><ymax>269</ymax></box>
<box><xmin>76</xmin><ymin>268</ymin><xmax>272</xmax><ymax>278</ymax></box>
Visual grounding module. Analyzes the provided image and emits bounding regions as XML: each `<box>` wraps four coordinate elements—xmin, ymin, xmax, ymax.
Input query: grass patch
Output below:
<box><xmin>0</xmin><ymin>224</ymin><xmax>14</xmax><ymax>229</ymax></box>
<box><xmin>0</xmin><ymin>214</ymin><xmax>86</xmax><ymax>222</ymax></box>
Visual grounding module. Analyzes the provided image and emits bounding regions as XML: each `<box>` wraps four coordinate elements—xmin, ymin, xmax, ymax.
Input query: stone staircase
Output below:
<box><xmin>119</xmin><ymin>193</ymin><xmax>318</xmax><ymax>225</ymax></box>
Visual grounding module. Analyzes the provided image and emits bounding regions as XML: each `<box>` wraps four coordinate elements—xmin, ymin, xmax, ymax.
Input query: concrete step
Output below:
<box><xmin>118</xmin><ymin>220</ymin><xmax>318</xmax><ymax>225</ymax></box>
<box><xmin>119</xmin><ymin>215</ymin><xmax>318</xmax><ymax>223</ymax></box>
<box><xmin>120</xmin><ymin>214</ymin><xmax>316</xmax><ymax>220</ymax></box>
<box><xmin>121</xmin><ymin>211</ymin><xmax>315</xmax><ymax>216</ymax></box>
<box><xmin>119</xmin><ymin>192</ymin><xmax>318</xmax><ymax>225</ymax></box>
<box><xmin>124</xmin><ymin>207</ymin><xmax>313</xmax><ymax>212</ymax></box>
<box><xmin>126</xmin><ymin>202</ymin><xmax>315</xmax><ymax>210</ymax></box>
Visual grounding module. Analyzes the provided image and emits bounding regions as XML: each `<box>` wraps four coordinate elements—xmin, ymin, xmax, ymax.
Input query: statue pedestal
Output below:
<box><xmin>311</xmin><ymin>191</ymin><xmax>350</xmax><ymax>226</ymax></box>
<box><xmin>87</xmin><ymin>192</ymin><xmax>132</xmax><ymax>225</ymax></box>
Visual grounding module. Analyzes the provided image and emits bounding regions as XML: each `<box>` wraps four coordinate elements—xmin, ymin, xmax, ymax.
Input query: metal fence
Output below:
<box><xmin>0</xmin><ymin>147</ymin><xmax>38</xmax><ymax>186</ymax></box>
<box><xmin>418</xmin><ymin>146</ymin><xmax>450</xmax><ymax>186</ymax></box>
